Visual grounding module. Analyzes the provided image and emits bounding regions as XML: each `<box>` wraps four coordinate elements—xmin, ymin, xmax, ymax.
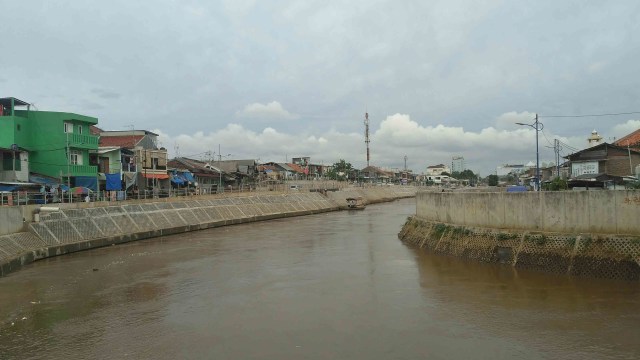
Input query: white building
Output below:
<box><xmin>426</xmin><ymin>164</ymin><xmax>450</xmax><ymax>176</ymax></box>
<box><xmin>426</xmin><ymin>175</ymin><xmax>453</xmax><ymax>184</ymax></box>
<box><xmin>451</xmin><ymin>156</ymin><xmax>465</xmax><ymax>173</ymax></box>
<box><xmin>587</xmin><ymin>130</ymin><xmax>603</xmax><ymax>148</ymax></box>
<box><xmin>496</xmin><ymin>164</ymin><xmax>529</xmax><ymax>177</ymax></box>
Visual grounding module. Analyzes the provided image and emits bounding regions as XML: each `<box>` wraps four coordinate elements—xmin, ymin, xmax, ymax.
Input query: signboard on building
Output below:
<box><xmin>571</xmin><ymin>161</ymin><xmax>598</xmax><ymax>177</ymax></box>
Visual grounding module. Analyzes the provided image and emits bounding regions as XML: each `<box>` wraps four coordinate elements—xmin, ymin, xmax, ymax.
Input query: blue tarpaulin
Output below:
<box><xmin>105</xmin><ymin>173</ymin><xmax>122</xmax><ymax>191</ymax></box>
<box><xmin>170</xmin><ymin>171</ymin><xmax>194</xmax><ymax>185</ymax></box>
<box><xmin>506</xmin><ymin>185</ymin><xmax>528</xmax><ymax>192</ymax></box>
<box><xmin>0</xmin><ymin>185</ymin><xmax>18</xmax><ymax>192</ymax></box>
<box><xmin>75</xmin><ymin>176</ymin><xmax>98</xmax><ymax>192</ymax></box>
<box><xmin>182</xmin><ymin>172</ymin><xmax>195</xmax><ymax>182</ymax></box>
<box><xmin>29</xmin><ymin>175</ymin><xmax>69</xmax><ymax>191</ymax></box>
<box><xmin>170</xmin><ymin>173</ymin><xmax>185</xmax><ymax>185</ymax></box>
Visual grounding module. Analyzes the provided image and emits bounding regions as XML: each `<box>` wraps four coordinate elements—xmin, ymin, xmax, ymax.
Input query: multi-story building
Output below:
<box><xmin>290</xmin><ymin>156</ymin><xmax>327</xmax><ymax>178</ymax></box>
<box><xmin>0</xmin><ymin>97</ymin><xmax>99</xmax><ymax>189</ymax></box>
<box><xmin>451</xmin><ymin>156</ymin><xmax>465</xmax><ymax>173</ymax></box>
<box><xmin>95</xmin><ymin>129</ymin><xmax>169</xmax><ymax>190</ymax></box>
<box><xmin>426</xmin><ymin>164</ymin><xmax>450</xmax><ymax>176</ymax></box>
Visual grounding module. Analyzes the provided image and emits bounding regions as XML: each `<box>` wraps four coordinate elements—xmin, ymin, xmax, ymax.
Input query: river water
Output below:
<box><xmin>1</xmin><ymin>198</ymin><xmax>639</xmax><ymax>359</ymax></box>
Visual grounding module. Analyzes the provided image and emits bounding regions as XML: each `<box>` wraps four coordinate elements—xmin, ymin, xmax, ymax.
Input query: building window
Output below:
<box><xmin>64</xmin><ymin>122</ymin><xmax>73</xmax><ymax>133</ymax></box>
<box><xmin>2</xmin><ymin>152</ymin><xmax>21</xmax><ymax>171</ymax></box>
<box><xmin>16</xmin><ymin>124</ymin><xmax>21</xmax><ymax>131</ymax></box>
<box><xmin>78</xmin><ymin>126</ymin><xmax>83</xmax><ymax>135</ymax></box>
<box><xmin>69</xmin><ymin>150</ymin><xmax>82</xmax><ymax>165</ymax></box>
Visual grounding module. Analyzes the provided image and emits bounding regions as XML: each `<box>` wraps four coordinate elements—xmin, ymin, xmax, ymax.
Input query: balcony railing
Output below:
<box><xmin>67</xmin><ymin>133</ymin><xmax>98</xmax><ymax>149</ymax></box>
<box><xmin>68</xmin><ymin>164</ymin><xmax>98</xmax><ymax>177</ymax></box>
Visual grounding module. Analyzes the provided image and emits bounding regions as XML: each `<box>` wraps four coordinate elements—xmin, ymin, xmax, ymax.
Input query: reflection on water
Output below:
<box><xmin>0</xmin><ymin>198</ymin><xmax>638</xmax><ymax>359</ymax></box>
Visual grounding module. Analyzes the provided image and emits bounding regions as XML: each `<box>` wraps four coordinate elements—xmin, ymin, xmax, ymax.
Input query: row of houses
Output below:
<box><xmin>0</xmin><ymin>97</ymin><xmax>416</xmax><ymax>198</ymax></box>
<box><xmin>0</xmin><ymin>97</ymin><xmax>259</xmax><ymax>195</ymax></box>
<box><xmin>495</xmin><ymin>130</ymin><xmax>640</xmax><ymax>189</ymax></box>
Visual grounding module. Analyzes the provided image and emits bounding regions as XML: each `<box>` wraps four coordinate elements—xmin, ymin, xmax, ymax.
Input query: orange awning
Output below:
<box><xmin>142</xmin><ymin>173</ymin><xmax>169</xmax><ymax>179</ymax></box>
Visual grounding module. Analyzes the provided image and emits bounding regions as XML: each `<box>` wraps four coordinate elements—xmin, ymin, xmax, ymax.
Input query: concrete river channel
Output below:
<box><xmin>1</xmin><ymin>198</ymin><xmax>639</xmax><ymax>359</ymax></box>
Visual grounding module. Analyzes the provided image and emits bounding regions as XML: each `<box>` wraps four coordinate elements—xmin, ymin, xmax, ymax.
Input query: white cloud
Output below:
<box><xmin>160</xmin><ymin>111</ymin><xmax>625</xmax><ymax>176</ymax></box>
<box><xmin>493</xmin><ymin>111</ymin><xmax>537</xmax><ymax>130</ymax></box>
<box><xmin>235</xmin><ymin>101</ymin><xmax>298</xmax><ymax>120</ymax></box>
<box><xmin>610</xmin><ymin>120</ymin><xmax>640</xmax><ymax>140</ymax></box>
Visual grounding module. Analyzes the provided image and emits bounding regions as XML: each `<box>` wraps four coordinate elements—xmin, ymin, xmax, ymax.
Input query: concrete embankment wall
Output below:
<box><xmin>416</xmin><ymin>190</ymin><xmax>640</xmax><ymax>234</ymax></box>
<box><xmin>0</xmin><ymin>187</ymin><xmax>418</xmax><ymax>277</ymax></box>
<box><xmin>0</xmin><ymin>207</ymin><xmax>26</xmax><ymax>235</ymax></box>
<box><xmin>401</xmin><ymin>191</ymin><xmax>640</xmax><ymax>280</ymax></box>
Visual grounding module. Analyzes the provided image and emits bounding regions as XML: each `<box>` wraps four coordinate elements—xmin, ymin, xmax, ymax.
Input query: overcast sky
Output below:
<box><xmin>3</xmin><ymin>0</ymin><xmax>640</xmax><ymax>175</ymax></box>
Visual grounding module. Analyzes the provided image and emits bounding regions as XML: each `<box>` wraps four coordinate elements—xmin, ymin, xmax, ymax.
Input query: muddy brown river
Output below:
<box><xmin>1</xmin><ymin>198</ymin><xmax>639</xmax><ymax>359</ymax></box>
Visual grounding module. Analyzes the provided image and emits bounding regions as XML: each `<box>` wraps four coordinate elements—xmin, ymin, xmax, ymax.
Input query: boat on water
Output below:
<box><xmin>346</xmin><ymin>197</ymin><xmax>366</xmax><ymax>210</ymax></box>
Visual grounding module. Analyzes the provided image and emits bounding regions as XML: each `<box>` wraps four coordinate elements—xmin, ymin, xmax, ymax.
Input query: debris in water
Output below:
<box><xmin>92</xmin><ymin>268</ymin><xmax>99</xmax><ymax>272</ymax></box>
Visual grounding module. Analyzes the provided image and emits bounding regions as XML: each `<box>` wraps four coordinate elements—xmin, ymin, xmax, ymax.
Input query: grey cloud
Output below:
<box><xmin>1</xmin><ymin>0</ymin><xmax>639</xmax><ymax>172</ymax></box>
<box><xmin>91</xmin><ymin>88</ymin><xmax>121</xmax><ymax>99</ymax></box>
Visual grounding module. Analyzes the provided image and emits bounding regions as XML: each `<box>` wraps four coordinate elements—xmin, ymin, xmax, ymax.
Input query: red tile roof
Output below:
<box><xmin>614</xmin><ymin>128</ymin><xmax>640</xmax><ymax>148</ymax></box>
<box><xmin>287</xmin><ymin>163</ymin><xmax>306</xmax><ymax>173</ymax></box>
<box><xmin>99</xmin><ymin>135</ymin><xmax>144</xmax><ymax>148</ymax></box>
<box><xmin>90</xmin><ymin>125</ymin><xmax>103</xmax><ymax>135</ymax></box>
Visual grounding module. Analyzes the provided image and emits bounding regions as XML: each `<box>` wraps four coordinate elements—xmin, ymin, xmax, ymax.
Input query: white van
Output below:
<box><xmin>289</xmin><ymin>184</ymin><xmax>300</xmax><ymax>191</ymax></box>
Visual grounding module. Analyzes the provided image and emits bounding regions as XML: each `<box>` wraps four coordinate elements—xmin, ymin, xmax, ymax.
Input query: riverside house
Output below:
<box><xmin>0</xmin><ymin>97</ymin><xmax>99</xmax><ymax>191</ymax></box>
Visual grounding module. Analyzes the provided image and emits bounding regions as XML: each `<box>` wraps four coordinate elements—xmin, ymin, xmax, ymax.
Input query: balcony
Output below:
<box><xmin>67</xmin><ymin>133</ymin><xmax>98</xmax><ymax>149</ymax></box>
<box><xmin>68</xmin><ymin>164</ymin><xmax>98</xmax><ymax>177</ymax></box>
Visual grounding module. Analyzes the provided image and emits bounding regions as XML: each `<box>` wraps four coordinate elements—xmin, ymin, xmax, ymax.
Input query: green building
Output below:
<box><xmin>0</xmin><ymin>97</ymin><xmax>99</xmax><ymax>189</ymax></box>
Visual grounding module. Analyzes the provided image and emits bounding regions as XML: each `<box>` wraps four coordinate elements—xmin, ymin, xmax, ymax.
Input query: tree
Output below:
<box><xmin>487</xmin><ymin>174</ymin><xmax>499</xmax><ymax>186</ymax></box>
<box><xmin>451</xmin><ymin>169</ymin><xmax>479</xmax><ymax>186</ymax></box>
<box><xmin>327</xmin><ymin>159</ymin><xmax>353</xmax><ymax>181</ymax></box>
<box><xmin>543</xmin><ymin>177</ymin><xmax>568</xmax><ymax>191</ymax></box>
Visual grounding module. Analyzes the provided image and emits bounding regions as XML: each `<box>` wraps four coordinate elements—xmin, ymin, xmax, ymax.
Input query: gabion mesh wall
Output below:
<box><xmin>399</xmin><ymin>217</ymin><xmax>640</xmax><ymax>281</ymax></box>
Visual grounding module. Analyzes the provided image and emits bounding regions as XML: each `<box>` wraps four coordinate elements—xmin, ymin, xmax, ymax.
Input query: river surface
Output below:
<box><xmin>1</xmin><ymin>198</ymin><xmax>639</xmax><ymax>359</ymax></box>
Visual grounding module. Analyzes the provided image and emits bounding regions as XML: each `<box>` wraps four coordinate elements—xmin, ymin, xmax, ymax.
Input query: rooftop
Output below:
<box><xmin>0</xmin><ymin>97</ymin><xmax>30</xmax><ymax>108</ymax></box>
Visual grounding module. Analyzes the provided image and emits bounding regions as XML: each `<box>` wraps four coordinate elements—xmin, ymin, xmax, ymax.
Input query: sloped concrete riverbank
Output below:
<box><xmin>0</xmin><ymin>187</ymin><xmax>416</xmax><ymax>277</ymax></box>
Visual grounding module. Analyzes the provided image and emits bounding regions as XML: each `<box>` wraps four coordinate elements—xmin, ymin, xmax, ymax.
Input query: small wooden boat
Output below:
<box><xmin>346</xmin><ymin>197</ymin><xmax>366</xmax><ymax>210</ymax></box>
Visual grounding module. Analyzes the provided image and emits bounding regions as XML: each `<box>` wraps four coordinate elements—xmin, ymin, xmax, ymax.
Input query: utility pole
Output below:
<box><xmin>66</xmin><ymin>131</ymin><xmax>71</xmax><ymax>203</ymax></box>
<box><xmin>628</xmin><ymin>141</ymin><xmax>633</xmax><ymax>176</ymax></box>
<box><xmin>535</xmin><ymin>113</ymin><xmax>540</xmax><ymax>191</ymax></box>
<box><xmin>516</xmin><ymin>113</ymin><xmax>543</xmax><ymax>191</ymax></box>
<box><xmin>364</xmin><ymin>112</ymin><xmax>370</xmax><ymax>167</ymax></box>
<box><xmin>554</xmin><ymin>139</ymin><xmax>561</xmax><ymax>178</ymax></box>
<box><xmin>218</xmin><ymin>144</ymin><xmax>223</xmax><ymax>193</ymax></box>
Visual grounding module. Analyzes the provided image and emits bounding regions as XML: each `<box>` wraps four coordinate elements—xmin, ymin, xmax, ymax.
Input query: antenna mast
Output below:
<box><xmin>364</xmin><ymin>112</ymin><xmax>370</xmax><ymax>167</ymax></box>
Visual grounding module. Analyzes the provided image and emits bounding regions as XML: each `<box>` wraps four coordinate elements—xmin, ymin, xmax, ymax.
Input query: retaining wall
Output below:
<box><xmin>0</xmin><ymin>187</ymin><xmax>418</xmax><ymax>277</ymax></box>
<box><xmin>416</xmin><ymin>190</ymin><xmax>640</xmax><ymax>234</ymax></box>
<box><xmin>403</xmin><ymin>190</ymin><xmax>640</xmax><ymax>280</ymax></box>
<box><xmin>0</xmin><ymin>206</ymin><xmax>25</xmax><ymax>235</ymax></box>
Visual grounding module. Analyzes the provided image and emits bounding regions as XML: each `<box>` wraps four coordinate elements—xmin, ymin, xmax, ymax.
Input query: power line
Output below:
<box><xmin>540</xmin><ymin>111</ymin><xmax>640</xmax><ymax>118</ymax></box>
<box><xmin>540</xmin><ymin>129</ymin><xmax>555</xmax><ymax>147</ymax></box>
<box><xmin>557</xmin><ymin>140</ymin><xmax>579</xmax><ymax>152</ymax></box>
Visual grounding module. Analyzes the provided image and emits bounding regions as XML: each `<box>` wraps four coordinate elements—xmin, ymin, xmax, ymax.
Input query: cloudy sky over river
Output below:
<box><xmin>3</xmin><ymin>0</ymin><xmax>640</xmax><ymax>174</ymax></box>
